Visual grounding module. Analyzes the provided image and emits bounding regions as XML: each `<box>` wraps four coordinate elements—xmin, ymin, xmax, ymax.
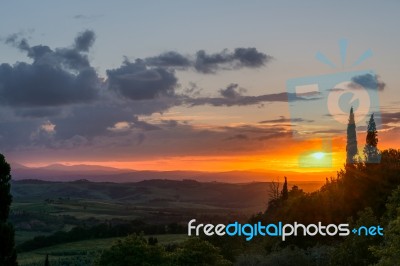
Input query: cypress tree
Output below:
<box><xmin>281</xmin><ymin>176</ymin><xmax>288</xmax><ymax>200</ymax></box>
<box><xmin>0</xmin><ymin>154</ymin><xmax>18</xmax><ymax>265</ymax></box>
<box><xmin>44</xmin><ymin>254</ymin><xmax>49</xmax><ymax>266</ymax></box>
<box><xmin>346</xmin><ymin>107</ymin><xmax>358</xmax><ymax>164</ymax></box>
<box><xmin>364</xmin><ymin>114</ymin><xmax>380</xmax><ymax>163</ymax></box>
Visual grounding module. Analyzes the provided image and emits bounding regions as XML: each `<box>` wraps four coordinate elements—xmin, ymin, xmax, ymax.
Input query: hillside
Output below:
<box><xmin>11</xmin><ymin>163</ymin><xmax>334</xmax><ymax>183</ymax></box>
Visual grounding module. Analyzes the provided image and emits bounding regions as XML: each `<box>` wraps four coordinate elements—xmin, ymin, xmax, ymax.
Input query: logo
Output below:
<box><xmin>286</xmin><ymin>39</ymin><xmax>382</xmax><ymax>167</ymax></box>
<box><xmin>188</xmin><ymin>219</ymin><xmax>383</xmax><ymax>241</ymax></box>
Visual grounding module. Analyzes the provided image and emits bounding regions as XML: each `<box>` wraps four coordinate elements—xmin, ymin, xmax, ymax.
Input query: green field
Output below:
<box><xmin>18</xmin><ymin>234</ymin><xmax>187</xmax><ymax>266</ymax></box>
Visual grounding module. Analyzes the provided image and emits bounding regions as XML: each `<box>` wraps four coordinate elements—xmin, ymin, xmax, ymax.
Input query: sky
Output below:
<box><xmin>0</xmin><ymin>1</ymin><xmax>399</xmax><ymax>174</ymax></box>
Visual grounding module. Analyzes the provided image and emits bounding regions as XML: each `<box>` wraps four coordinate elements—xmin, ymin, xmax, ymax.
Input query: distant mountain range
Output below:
<box><xmin>10</xmin><ymin>162</ymin><xmax>334</xmax><ymax>184</ymax></box>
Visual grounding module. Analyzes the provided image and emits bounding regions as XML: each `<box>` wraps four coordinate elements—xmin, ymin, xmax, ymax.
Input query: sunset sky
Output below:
<box><xmin>0</xmin><ymin>1</ymin><xmax>399</xmax><ymax>174</ymax></box>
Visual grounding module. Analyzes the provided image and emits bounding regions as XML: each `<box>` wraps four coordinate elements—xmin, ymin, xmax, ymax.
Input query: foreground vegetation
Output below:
<box><xmin>18</xmin><ymin>148</ymin><xmax>399</xmax><ymax>266</ymax></box>
<box><xmin>18</xmin><ymin>234</ymin><xmax>187</xmax><ymax>266</ymax></box>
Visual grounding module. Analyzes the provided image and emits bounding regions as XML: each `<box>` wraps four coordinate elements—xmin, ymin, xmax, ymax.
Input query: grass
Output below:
<box><xmin>15</xmin><ymin>231</ymin><xmax>51</xmax><ymax>245</ymax></box>
<box><xmin>18</xmin><ymin>234</ymin><xmax>187</xmax><ymax>266</ymax></box>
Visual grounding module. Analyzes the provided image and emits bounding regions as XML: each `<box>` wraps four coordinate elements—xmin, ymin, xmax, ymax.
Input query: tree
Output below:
<box><xmin>0</xmin><ymin>154</ymin><xmax>17</xmax><ymax>265</ymax></box>
<box><xmin>97</xmin><ymin>235</ymin><xmax>231</xmax><ymax>266</ymax></box>
<box><xmin>346</xmin><ymin>107</ymin><xmax>358</xmax><ymax>164</ymax></box>
<box><xmin>173</xmin><ymin>237</ymin><xmax>231</xmax><ymax>266</ymax></box>
<box><xmin>96</xmin><ymin>234</ymin><xmax>168</xmax><ymax>266</ymax></box>
<box><xmin>371</xmin><ymin>186</ymin><xmax>400</xmax><ymax>265</ymax></box>
<box><xmin>331</xmin><ymin>208</ymin><xmax>380</xmax><ymax>266</ymax></box>
<box><xmin>364</xmin><ymin>114</ymin><xmax>380</xmax><ymax>163</ymax></box>
<box><xmin>281</xmin><ymin>176</ymin><xmax>288</xmax><ymax>201</ymax></box>
<box><xmin>44</xmin><ymin>254</ymin><xmax>49</xmax><ymax>266</ymax></box>
<box><xmin>268</xmin><ymin>177</ymin><xmax>280</xmax><ymax>201</ymax></box>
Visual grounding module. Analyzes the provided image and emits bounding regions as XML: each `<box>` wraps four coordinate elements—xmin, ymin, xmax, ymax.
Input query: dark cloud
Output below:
<box><xmin>0</xmin><ymin>63</ymin><xmax>98</xmax><ymax>107</ymax></box>
<box><xmin>357</xmin><ymin>124</ymin><xmax>392</xmax><ymax>131</ymax></box>
<box><xmin>143</xmin><ymin>47</ymin><xmax>271</xmax><ymax>74</ymax></box>
<box><xmin>257</xmin><ymin>132</ymin><xmax>292</xmax><ymax>141</ymax></box>
<box><xmin>1</xmin><ymin>30</ymin><xmax>99</xmax><ymax>107</ymax></box>
<box><xmin>14</xmin><ymin>107</ymin><xmax>61</xmax><ymax>118</ymax></box>
<box><xmin>51</xmin><ymin>98</ymin><xmax>172</xmax><ymax>140</ymax></box>
<box><xmin>194</xmin><ymin>49</ymin><xmax>231</xmax><ymax>73</ymax></box>
<box><xmin>225</xmin><ymin>134</ymin><xmax>249</xmax><ymax>141</ymax></box>
<box><xmin>0</xmin><ymin>29</ymin><xmax>281</xmax><ymax>155</ymax></box>
<box><xmin>185</xmin><ymin>91</ymin><xmax>315</xmax><ymax>107</ymax></box>
<box><xmin>52</xmin><ymin>104</ymin><xmax>133</xmax><ymax>140</ymax></box>
<box><xmin>233</xmin><ymin>48</ymin><xmax>269</xmax><ymax>67</ymax></box>
<box><xmin>106</xmin><ymin>59</ymin><xmax>178</xmax><ymax>100</ymax></box>
<box><xmin>312</xmin><ymin>129</ymin><xmax>345</xmax><ymax>134</ymax></box>
<box><xmin>227</xmin><ymin>124</ymin><xmax>290</xmax><ymax>135</ymax></box>
<box><xmin>259</xmin><ymin>116</ymin><xmax>314</xmax><ymax>124</ymax></box>
<box><xmin>132</xmin><ymin>116</ymin><xmax>161</xmax><ymax>131</ymax></box>
<box><xmin>219</xmin><ymin>83</ymin><xmax>246</xmax><ymax>99</ymax></box>
<box><xmin>145</xmin><ymin>51</ymin><xmax>191</xmax><ymax>68</ymax></box>
<box><xmin>161</xmin><ymin>120</ymin><xmax>179</xmax><ymax>128</ymax></box>
<box><xmin>74</xmin><ymin>30</ymin><xmax>96</xmax><ymax>52</ymax></box>
<box><xmin>380</xmin><ymin>112</ymin><xmax>400</xmax><ymax>124</ymax></box>
<box><xmin>0</xmin><ymin>120</ymin><xmax>40</xmax><ymax>149</ymax></box>
<box><xmin>194</xmin><ymin>48</ymin><xmax>272</xmax><ymax>73</ymax></box>
<box><xmin>351</xmin><ymin>73</ymin><xmax>386</xmax><ymax>91</ymax></box>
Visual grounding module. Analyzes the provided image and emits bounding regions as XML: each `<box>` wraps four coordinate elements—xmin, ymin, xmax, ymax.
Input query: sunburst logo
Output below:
<box><xmin>316</xmin><ymin>39</ymin><xmax>373</xmax><ymax>69</ymax></box>
<box><xmin>286</xmin><ymin>39</ymin><xmax>381</xmax><ymax>168</ymax></box>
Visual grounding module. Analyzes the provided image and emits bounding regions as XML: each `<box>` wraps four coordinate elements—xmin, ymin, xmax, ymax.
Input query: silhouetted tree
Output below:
<box><xmin>97</xmin><ymin>234</ymin><xmax>167</xmax><ymax>266</ymax></box>
<box><xmin>0</xmin><ymin>154</ymin><xmax>17</xmax><ymax>265</ymax></box>
<box><xmin>364</xmin><ymin>114</ymin><xmax>380</xmax><ymax>163</ymax></box>
<box><xmin>44</xmin><ymin>254</ymin><xmax>49</xmax><ymax>266</ymax></box>
<box><xmin>268</xmin><ymin>177</ymin><xmax>280</xmax><ymax>201</ymax></box>
<box><xmin>346</xmin><ymin>107</ymin><xmax>358</xmax><ymax>164</ymax></box>
<box><xmin>173</xmin><ymin>238</ymin><xmax>231</xmax><ymax>266</ymax></box>
<box><xmin>281</xmin><ymin>176</ymin><xmax>288</xmax><ymax>200</ymax></box>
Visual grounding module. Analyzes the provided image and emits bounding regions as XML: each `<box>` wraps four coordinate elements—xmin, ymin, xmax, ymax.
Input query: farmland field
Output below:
<box><xmin>18</xmin><ymin>234</ymin><xmax>187</xmax><ymax>266</ymax></box>
<box><xmin>11</xmin><ymin>179</ymin><xmax>323</xmax><ymax>264</ymax></box>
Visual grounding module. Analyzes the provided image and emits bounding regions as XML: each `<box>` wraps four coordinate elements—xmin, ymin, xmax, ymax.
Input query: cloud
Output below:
<box><xmin>259</xmin><ymin>116</ymin><xmax>314</xmax><ymax>124</ymax></box>
<box><xmin>14</xmin><ymin>107</ymin><xmax>61</xmax><ymax>118</ymax></box>
<box><xmin>51</xmin><ymin>98</ymin><xmax>171</xmax><ymax>140</ymax></box>
<box><xmin>145</xmin><ymin>51</ymin><xmax>191</xmax><ymax>68</ymax></box>
<box><xmin>74</xmin><ymin>30</ymin><xmax>96</xmax><ymax>52</ymax></box>
<box><xmin>143</xmin><ymin>47</ymin><xmax>271</xmax><ymax>73</ymax></box>
<box><xmin>185</xmin><ymin>88</ymin><xmax>315</xmax><ymax>107</ymax></box>
<box><xmin>225</xmin><ymin>134</ymin><xmax>249</xmax><ymax>141</ymax></box>
<box><xmin>160</xmin><ymin>120</ymin><xmax>179</xmax><ymax>128</ymax></box>
<box><xmin>131</xmin><ymin>116</ymin><xmax>161</xmax><ymax>131</ymax></box>
<box><xmin>194</xmin><ymin>48</ymin><xmax>272</xmax><ymax>73</ymax></box>
<box><xmin>219</xmin><ymin>83</ymin><xmax>246</xmax><ymax>99</ymax></box>
<box><xmin>1</xmin><ymin>30</ymin><xmax>100</xmax><ymax>107</ymax></box>
<box><xmin>73</xmin><ymin>14</ymin><xmax>104</xmax><ymax>22</ymax></box>
<box><xmin>0</xmin><ymin>29</ymin><xmax>283</xmax><ymax>157</ymax></box>
<box><xmin>106</xmin><ymin>59</ymin><xmax>178</xmax><ymax>100</ymax></box>
<box><xmin>351</xmin><ymin>73</ymin><xmax>386</xmax><ymax>91</ymax></box>
<box><xmin>233</xmin><ymin>48</ymin><xmax>270</xmax><ymax>67</ymax></box>
<box><xmin>257</xmin><ymin>131</ymin><xmax>293</xmax><ymax>141</ymax></box>
<box><xmin>380</xmin><ymin>112</ymin><xmax>400</xmax><ymax>124</ymax></box>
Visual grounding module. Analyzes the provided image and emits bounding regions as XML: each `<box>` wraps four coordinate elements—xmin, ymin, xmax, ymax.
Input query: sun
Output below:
<box><xmin>312</xmin><ymin>152</ymin><xmax>325</xmax><ymax>160</ymax></box>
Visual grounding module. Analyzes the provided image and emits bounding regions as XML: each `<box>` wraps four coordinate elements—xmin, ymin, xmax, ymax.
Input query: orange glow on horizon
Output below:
<box><xmin>24</xmin><ymin>138</ymin><xmax>347</xmax><ymax>173</ymax></box>
<box><xmin>21</xmin><ymin>129</ymin><xmax>398</xmax><ymax>180</ymax></box>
